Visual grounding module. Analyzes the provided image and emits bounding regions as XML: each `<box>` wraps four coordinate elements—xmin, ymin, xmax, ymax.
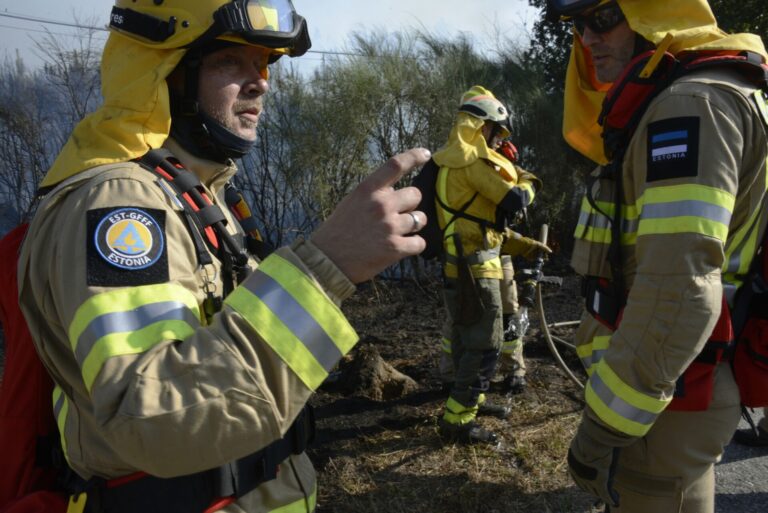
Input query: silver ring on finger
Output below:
<box><xmin>409</xmin><ymin>212</ymin><xmax>422</xmax><ymax>232</ymax></box>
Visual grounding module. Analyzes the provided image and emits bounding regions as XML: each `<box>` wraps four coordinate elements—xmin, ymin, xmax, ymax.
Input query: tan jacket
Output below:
<box><xmin>18</xmin><ymin>140</ymin><xmax>358</xmax><ymax>512</ymax></box>
<box><xmin>571</xmin><ymin>68</ymin><xmax>768</xmax><ymax>437</ymax></box>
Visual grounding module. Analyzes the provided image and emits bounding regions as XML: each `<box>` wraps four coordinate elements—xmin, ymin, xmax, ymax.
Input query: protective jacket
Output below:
<box><xmin>18</xmin><ymin>139</ymin><xmax>358</xmax><ymax>512</ymax></box>
<box><xmin>433</xmin><ymin>113</ymin><xmax>538</xmax><ymax>279</ymax></box>
<box><xmin>572</xmin><ymin>67</ymin><xmax>768</xmax><ymax>437</ymax></box>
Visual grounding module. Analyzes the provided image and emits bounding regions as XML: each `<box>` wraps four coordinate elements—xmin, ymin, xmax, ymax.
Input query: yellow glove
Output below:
<box><xmin>501</xmin><ymin>231</ymin><xmax>552</xmax><ymax>260</ymax></box>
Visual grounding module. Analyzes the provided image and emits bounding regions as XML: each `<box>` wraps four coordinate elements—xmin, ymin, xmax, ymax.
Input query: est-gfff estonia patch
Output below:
<box><xmin>94</xmin><ymin>207</ymin><xmax>164</xmax><ymax>270</ymax></box>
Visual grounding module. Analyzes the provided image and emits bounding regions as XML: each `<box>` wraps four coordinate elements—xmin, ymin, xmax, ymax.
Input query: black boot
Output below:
<box><xmin>505</xmin><ymin>375</ymin><xmax>527</xmax><ymax>395</ymax></box>
<box><xmin>439</xmin><ymin>419</ymin><xmax>498</xmax><ymax>444</ymax></box>
<box><xmin>477</xmin><ymin>401</ymin><xmax>511</xmax><ymax>419</ymax></box>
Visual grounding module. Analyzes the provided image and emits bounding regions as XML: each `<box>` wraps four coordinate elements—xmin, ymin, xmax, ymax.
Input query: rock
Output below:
<box><xmin>337</xmin><ymin>342</ymin><xmax>418</xmax><ymax>401</ymax></box>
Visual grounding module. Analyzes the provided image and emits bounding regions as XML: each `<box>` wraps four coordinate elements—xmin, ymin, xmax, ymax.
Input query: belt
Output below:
<box><xmin>83</xmin><ymin>406</ymin><xmax>315</xmax><ymax>513</ymax></box>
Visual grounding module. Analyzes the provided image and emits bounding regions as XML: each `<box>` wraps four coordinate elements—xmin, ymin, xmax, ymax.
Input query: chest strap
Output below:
<box><xmin>81</xmin><ymin>406</ymin><xmax>314</xmax><ymax>513</ymax></box>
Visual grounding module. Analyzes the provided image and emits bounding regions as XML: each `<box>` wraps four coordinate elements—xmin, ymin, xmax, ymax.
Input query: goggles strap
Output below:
<box><xmin>109</xmin><ymin>6</ymin><xmax>177</xmax><ymax>43</ymax></box>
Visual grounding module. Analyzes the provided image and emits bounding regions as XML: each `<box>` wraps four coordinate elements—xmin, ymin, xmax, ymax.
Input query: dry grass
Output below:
<box><xmin>311</xmin><ymin>276</ymin><xmax>600</xmax><ymax>513</ymax></box>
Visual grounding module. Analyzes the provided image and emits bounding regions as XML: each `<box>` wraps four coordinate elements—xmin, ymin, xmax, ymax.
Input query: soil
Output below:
<box><xmin>309</xmin><ymin>262</ymin><xmax>599</xmax><ymax>513</ymax></box>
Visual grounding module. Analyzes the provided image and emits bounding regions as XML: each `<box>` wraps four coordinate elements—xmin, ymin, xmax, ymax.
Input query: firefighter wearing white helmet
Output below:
<box><xmin>547</xmin><ymin>0</ymin><xmax>768</xmax><ymax>511</ymax></box>
<box><xmin>17</xmin><ymin>0</ymin><xmax>432</xmax><ymax>511</ymax></box>
<box><xmin>433</xmin><ymin>85</ymin><xmax>542</xmax><ymax>444</ymax></box>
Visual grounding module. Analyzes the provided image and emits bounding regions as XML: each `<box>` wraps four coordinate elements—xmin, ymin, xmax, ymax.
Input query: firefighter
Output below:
<box><xmin>434</xmin><ymin>86</ymin><xmax>541</xmax><ymax>444</ymax></box>
<box><xmin>16</xmin><ymin>1</ymin><xmax>430</xmax><ymax>511</ymax></box>
<box><xmin>547</xmin><ymin>0</ymin><xmax>768</xmax><ymax>511</ymax></box>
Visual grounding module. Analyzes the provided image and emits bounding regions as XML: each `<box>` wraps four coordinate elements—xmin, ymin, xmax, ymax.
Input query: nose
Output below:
<box><xmin>243</xmin><ymin>75</ymin><xmax>269</xmax><ymax>97</ymax></box>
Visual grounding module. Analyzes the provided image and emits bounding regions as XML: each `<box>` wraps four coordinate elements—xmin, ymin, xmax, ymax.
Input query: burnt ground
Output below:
<box><xmin>309</xmin><ymin>264</ymin><xmax>599</xmax><ymax>513</ymax></box>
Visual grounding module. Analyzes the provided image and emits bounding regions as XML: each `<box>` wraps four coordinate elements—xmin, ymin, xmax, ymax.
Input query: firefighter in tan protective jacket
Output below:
<box><xmin>17</xmin><ymin>1</ymin><xmax>431</xmax><ymax>512</ymax></box>
<box><xmin>547</xmin><ymin>0</ymin><xmax>768</xmax><ymax>511</ymax></box>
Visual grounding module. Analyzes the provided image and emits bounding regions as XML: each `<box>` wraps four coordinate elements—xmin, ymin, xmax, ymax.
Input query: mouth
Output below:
<box><xmin>237</xmin><ymin>109</ymin><xmax>261</xmax><ymax>123</ymax></box>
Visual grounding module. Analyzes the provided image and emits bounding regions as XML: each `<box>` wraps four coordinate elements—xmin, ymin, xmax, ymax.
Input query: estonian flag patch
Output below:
<box><xmin>646</xmin><ymin>116</ymin><xmax>699</xmax><ymax>182</ymax></box>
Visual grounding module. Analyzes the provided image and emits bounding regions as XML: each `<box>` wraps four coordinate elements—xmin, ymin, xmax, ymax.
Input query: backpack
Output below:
<box><xmin>410</xmin><ymin>158</ymin><xmax>485</xmax><ymax>261</ymax></box>
<box><xmin>0</xmin><ymin>223</ymin><xmax>68</xmax><ymax>513</ymax></box>
<box><xmin>731</xmin><ymin>218</ymin><xmax>768</xmax><ymax>408</ymax></box>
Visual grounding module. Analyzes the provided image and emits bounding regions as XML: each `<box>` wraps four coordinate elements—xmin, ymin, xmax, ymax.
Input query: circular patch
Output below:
<box><xmin>94</xmin><ymin>208</ymin><xmax>164</xmax><ymax>270</ymax></box>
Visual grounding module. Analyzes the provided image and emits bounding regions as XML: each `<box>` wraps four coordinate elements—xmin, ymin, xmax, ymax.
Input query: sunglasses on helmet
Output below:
<box><xmin>572</xmin><ymin>2</ymin><xmax>625</xmax><ymax>36</ymax></box>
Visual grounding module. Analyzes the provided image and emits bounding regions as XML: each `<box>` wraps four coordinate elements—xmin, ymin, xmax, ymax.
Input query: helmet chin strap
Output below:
<box><xmin>169</xmin><ymin>46</ymin><xmax>256</xmax><ymax>163</ymax></box>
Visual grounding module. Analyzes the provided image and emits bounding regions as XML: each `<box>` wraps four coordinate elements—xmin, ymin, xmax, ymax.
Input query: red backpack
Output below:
<box><xmin>0</xmin><ymin>223</ymin><xmax>68</xmax><ymax>513</ymax></box>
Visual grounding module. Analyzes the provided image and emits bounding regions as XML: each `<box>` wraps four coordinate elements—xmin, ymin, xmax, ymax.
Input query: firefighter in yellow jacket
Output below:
<box><xmin>548</xmin><ymin>0</ymin><xmax>768</xmax><ymax>511</ymax></box>
<box><xmin>434</xmin><ymin>86</ymin><xmax>540</xmax><ymax>444</ymax></box>
<box><xmin>16</xmin><ymin>1</ymin><xmax>430</xmax><ymax>512</ymax></box>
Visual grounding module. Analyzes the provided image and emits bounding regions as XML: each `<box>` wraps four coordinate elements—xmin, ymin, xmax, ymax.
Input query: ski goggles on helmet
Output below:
<box><xmin>572</xmin><ymin>2</ymin><xmax>625</xmax><ymax>36</ymax></box>
<box><xmin>109</xmin><ymin>0</ymin><xmax>310</xmax><ymax>57</ymax></box>
<box><xmin>203</xmin><ymin>0</ymin><xmax>309</xmax><ymax>54</ymax></box>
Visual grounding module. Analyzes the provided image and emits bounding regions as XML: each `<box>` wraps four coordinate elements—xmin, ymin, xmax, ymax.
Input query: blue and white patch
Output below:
<box><xmin>87</xmin><ymin>207</ymin><xmax>169</xmax><ymax>287</ymax></box>
<box><xmin>646</xmin><ymin>117</ymin><xmax>699</xmax><ymax>182</ymax></box>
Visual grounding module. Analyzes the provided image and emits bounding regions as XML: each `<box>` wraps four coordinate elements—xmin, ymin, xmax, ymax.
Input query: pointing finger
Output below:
<box><xmin>359</xmin><ymin>148</ymin><xmax>431</xmax><ymax>193</ymax></box>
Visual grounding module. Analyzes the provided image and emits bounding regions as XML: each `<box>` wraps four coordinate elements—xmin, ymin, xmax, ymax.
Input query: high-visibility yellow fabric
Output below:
<box><xmin>41</xmin><ymin>34</ymin><xmax>184</xmax><ymax>187</ymax></box>
<box><xmin>563</xmin><ymin>0</ymin><xmax>768</xmax><ymax>164</ymax></box>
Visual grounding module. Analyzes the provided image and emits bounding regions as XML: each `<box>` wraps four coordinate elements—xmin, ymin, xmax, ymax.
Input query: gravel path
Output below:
<box><xmin>716</xmin><ymin>409</ymin><xmax>768</xmax><ymax>512</ymax></box>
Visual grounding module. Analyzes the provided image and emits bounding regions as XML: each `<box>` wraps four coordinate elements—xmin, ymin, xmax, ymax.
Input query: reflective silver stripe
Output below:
<box><xmin>465</xmin><ymin>246</ymin><xmax>501</xmax><ymax>265</ymax></box>
<box><xmin>580</xmin><ymin>349</ymin><xmax>606</xmax><ymax>371</ymax></box>
<box><xmin>74</xmin><ymin>301</ymin><xmax>200</xmax><ymax>366</ymax></box>
<box><xmin>641</xmin><ymin>200</ymin><xmax>731</xmax><ymax>226</ymax></box>
<box><xmin>590</xmin><ymin>370</ymin><xmax>658</xmax><ymax>426</ymax></box>
<box><xmin>245</xmin><ymin>270</ymin><xmax>342</xmax><ymax>372</ymax></box>
<box><xmin>578</xmin><ymin>209</ymin><xmax>638</xmax><ymax>234</ymax></box>
<box><xmin>53</xmin><ymin>389</ymin><xmax>65</xmax><ymax>418</ymax></box>
<box><xmin>724</xmin><ymin>283</ymin><xmax>738</xmax><ymax>307</ymax></box>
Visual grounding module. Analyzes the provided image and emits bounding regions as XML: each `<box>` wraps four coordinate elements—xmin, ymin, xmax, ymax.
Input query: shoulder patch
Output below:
<box><xmin>87</xmin><ymin>207</ymin><xmax>169</xmax><ymax>287</ymax></box>
<box><xmin>646</xmin><ymin>116</ymin><xmax>700</xmax><ymax>182</ymax></box>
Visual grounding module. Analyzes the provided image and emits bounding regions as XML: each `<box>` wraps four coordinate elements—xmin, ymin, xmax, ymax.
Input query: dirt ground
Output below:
<box><xmin>310</xmin><ymin>262</ymin><xmax>600</xmax><ymax>513</ymax></box>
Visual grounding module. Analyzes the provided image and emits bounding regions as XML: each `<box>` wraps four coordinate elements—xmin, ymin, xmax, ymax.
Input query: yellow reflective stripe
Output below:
<box><xmin>53</xmin><ymin>386</ymin><xmax>69</xmax><ymax>463</ymax></box>
<box><xmin>470</xmin><ymin>257</ymin><xmax>502</xmax><ymax>274</ymax></box>
<box><xmin>586</xmin><ymin>360</ymin><xmax>670</xmax><ymax>437</ymax></box>
<box><xmin>69</xmin><ymin>284</ymin><xmax>200</xmax><ymax>348</ymax></box>
<box><xmin>574</xmin><ymin>196</ymin><xmax>638</xmax><ymax>245</ymax></box>
<box><xmin>638</xmin><ymin>185</ymin><xmax>734</xmax><ymax>240</ymax></box>
<box><xmin>441</xmin><ymin>337</ymin><xmax>452</xmax><ymax>354</ymax></box>
<box><xmin>502</xmin><ymin>337</ymin><xmax>522</xmax><ymax>353</ymax></box>
<box><xmin>269</xmin><ymin>483</ymin><xmax>317</xmax><ymax>513</ymax></box>
<box><xmin>577</xmin><ymin>335</ymin><xmax>610</xmax><ymax>375</ymax></box>
<box><xmin>81</xmin><ymin>321</ymin><xmax>197</xmax><ymax>392</ymax></box>
<box><xmin>226</xmin><ymin>254</ymin><xmax>358</xmax><ymax>390</ymax></box>
<box><xmin>443</xmin><ymin>396</ymin><xmax>478</xmax><ymax>425</ymax></box>
<box><xmin>69</xmin><ymin>284</ymin><xmax>202</xmax><ymax>392</ymax></box>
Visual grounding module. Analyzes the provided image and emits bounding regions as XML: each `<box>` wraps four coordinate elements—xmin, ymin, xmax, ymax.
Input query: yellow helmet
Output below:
<box><xmin>109</xmin><ymin>0</ymin><xmax>310</xmax><ymax>56</ymax></box>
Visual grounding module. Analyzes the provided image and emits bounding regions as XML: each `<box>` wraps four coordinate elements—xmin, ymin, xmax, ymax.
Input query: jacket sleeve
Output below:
<box><xmin>583</xmin><ymin>84</ymin><xmax>752</xmax><ymax>438</ymax></box>
<box><xmin>25</xmin><ymin>171</ymin><xmax>358</xmax><ymax>477</ymax></box>
<box><xmin>466</xmin><ymin>161</ymin><xmax>537</xmax><ymax>213</ymax></box>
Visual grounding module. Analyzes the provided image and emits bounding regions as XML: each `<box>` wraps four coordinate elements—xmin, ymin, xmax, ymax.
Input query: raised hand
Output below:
<box><xmin>311</xmin><ymin>148</ymin><xmax>431</xmax><ymax>283</ymax></box>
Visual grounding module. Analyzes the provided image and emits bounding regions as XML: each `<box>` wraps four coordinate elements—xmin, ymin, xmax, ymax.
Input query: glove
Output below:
<box><xmin>501</xmin><ymin>231</ymin><xmax>552</xmax><ymax>260</ymax></box>
<box><xmin>567</xmin><ymin>414</ymin><xmax>636</xmax><ymax>508</ymax></box>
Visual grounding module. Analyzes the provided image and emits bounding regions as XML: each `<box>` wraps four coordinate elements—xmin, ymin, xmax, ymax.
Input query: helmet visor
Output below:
<box><xmin>212</xmin><ymin>0</ymin><xmax>310</xmax><ymax>55</ymax></box>
<box><xmin>547</xmin><ymin>0</ymin><xmax>602</xmax><ymax>18</ymax></box>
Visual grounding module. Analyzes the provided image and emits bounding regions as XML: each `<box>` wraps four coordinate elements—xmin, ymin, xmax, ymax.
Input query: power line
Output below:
<box><xmin>0</xmin><ymin>22</ymin><xmax>106</xmax><ymax>40</ymax></box>
<box><xmin>0</xmin><ymin>10</ymin><xmax>361</xmax><ymax>58</ymax></box>
<box><xmin>0</xmin><ymin>11</ymin><xmax>108</xmax><ymax>32</ymax></box>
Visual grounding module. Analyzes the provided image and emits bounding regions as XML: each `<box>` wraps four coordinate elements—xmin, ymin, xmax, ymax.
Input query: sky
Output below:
<box><xmin>0</xmin><ymin>0</ymin><xmax>541</xmax><ymax>72</ymax></box>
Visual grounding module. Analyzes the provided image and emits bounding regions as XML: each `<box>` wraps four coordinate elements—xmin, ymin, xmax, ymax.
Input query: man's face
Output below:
<box><xmin>579</xmin><ymin>19</ymin><xmax>636</xmax><ymax>83</ymax></box>
<box><xmin>482</xmin><ymin>122</ymin><xmax>504</xmax><ymax>149</ymax></box>
<box><xmin>197</xmin><ymin>44</ymin><xmax>271</xmax><ymax>141</ymax></box>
